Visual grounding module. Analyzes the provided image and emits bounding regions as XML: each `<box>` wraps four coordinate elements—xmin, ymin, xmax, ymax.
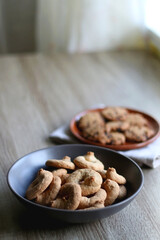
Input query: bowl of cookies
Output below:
<box><xmin>7</xmin><ymin>144</ymin><xmax>144</xmax><ymax>223</ymax></box>
<box><xmin>70</xmin><ymin>106</ymin><xmax>160</xmax><ymax>150</ymax></box>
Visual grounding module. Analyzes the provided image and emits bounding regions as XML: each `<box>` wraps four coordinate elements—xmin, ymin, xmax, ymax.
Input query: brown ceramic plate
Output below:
<box><xmin>70</xmin><ymin>107</ymin><xmax>160</xmax><ymax>151</ymax></box>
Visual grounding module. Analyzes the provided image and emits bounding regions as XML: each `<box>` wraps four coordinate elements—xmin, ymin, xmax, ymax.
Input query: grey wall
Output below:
<box><xmin>0</xmin><ymin>0</ymin><xmax>36</xmax><ymax>54</ymax></box>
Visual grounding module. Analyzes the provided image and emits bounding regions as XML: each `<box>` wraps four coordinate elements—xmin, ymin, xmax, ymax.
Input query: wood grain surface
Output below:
<box><xmin>0</xmin><ymin>51</ymin><xmax>160</xmax><ymax>240</ymax></box>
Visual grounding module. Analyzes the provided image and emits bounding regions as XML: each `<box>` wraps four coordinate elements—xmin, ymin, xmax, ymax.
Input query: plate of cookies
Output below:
<box><xmin>70</xmin><ymin>106</ymin><xmax>160</xmax><ymax>151</ymax></box>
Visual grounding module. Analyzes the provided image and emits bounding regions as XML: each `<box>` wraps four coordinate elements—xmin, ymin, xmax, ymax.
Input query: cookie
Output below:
<box><xmin>105</xmin><ymin>121</ymin><xmax>129</xmax><ymax>133</ymax></box>
<box><xmin>46</xmin><ymin>156</ymin><xmax>75</xmax><ymax>170</ymax></box>
<box><xmin>101</xmin><ymin>107</ymin><xmax>128</xmax><ymax>121</ymax></box>
<box><xmin>78</xmin><ymin>189</ymin><xmax>107</xmax><ymax>209</ymax></box>
<box><xmin>78</xmin><ymin>112</ymin><xmax>105</xmax><ymax>130</ymax></box>
<box><xmin>103</xmin><ymin>179</ymin><xmax>120</xmax><ymax>206</ymax></box>
<box><xmin>125</xmin><ymin>113</ymin><xmax>148</xmax><ymax>127</ymax></box>
<box><xmin>106</xmin><ymin>167</ymin><xmax>126</xmax><ymax>184</ymax></box>
<box><xmin>74</xmin><ymin>151</ymin><xmax>104</xmax><ymax>171</ymax></box>
<box><xmin>125</xmin><ymin>126</ymin><xmax>154</xmax><ymax>142</ymax></box>
<box><xmin>117</xmin><ymin>185</ymin><xmax>127</xmax><ymax>200</ymax></box>
<box><xmin>107</xmin><ymin>132</ymin><xmax>126</xmax><ymax>145</ymax></box>
<box><xmin>81</xmin><ymin>124</ymin><xmax>110</xmax><ymax>144</ymax></box>
<box><xmin>35</xmin><ymin>176</ymin><xmax>61</xmax><ymax>205</ymax></box>
<box><xmin>26</xmin><ymin>169</ymin><xmax>53</xmax><ymax>200</ymax></box>
<box><xmin>51</xmin><ymin>183</ymin><xmax>81</xmax><ymax>210</ymax></box>
<box><xmin>66</xmin><ymin>169</ymin><xmax>102</xmax><ymax>196</ymax></box>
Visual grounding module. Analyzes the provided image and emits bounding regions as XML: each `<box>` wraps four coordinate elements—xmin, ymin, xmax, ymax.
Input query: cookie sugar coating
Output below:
<box><xmin>66</xmin><ymin>169</ymin><xmax>102</xmax><ymax>196</ymax></box>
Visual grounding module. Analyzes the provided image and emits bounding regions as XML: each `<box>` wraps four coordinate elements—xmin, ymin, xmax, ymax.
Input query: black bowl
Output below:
<box><xmin>7</xmin><ymin>144</ymin><xmax>144</xmax><ymax>223</ymax></box>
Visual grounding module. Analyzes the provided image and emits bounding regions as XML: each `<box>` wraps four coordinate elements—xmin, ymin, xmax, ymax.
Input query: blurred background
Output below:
<box><xmin>0</xmin><ymin>0</ymin><xmax>159</xmax><ymax>55</ymax></box>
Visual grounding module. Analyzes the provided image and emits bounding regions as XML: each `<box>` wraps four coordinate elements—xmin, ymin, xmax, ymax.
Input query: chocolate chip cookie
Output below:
<box><xmin>81</xmin><ymin>124</ymin><xmax>110</xmax><ymax>144</ymax></box>
<box><xmin>105</xmin><ymin>121</ymin><xmax>129</xmax><ymax>133</ymax></box>
<box><xmin>101</xmin><ymin>107</ymin><xmax>128</xmax><ymax>121</ymax></box>
<box><xmin>125</xmin><ymin>126</ymin><xmax>154</xmax><ymax>142</ymax></box>
<box><xmin>107</xmin><ymin>132</ymin><xmax>126</xmax><ymax>145</ymax></box>
<box><xmin>78</xmin><ymin>112</ymin><xmax>105</xmax><ymax>130</ymax></box>
<box><xmin>125</xmin><ymin>113</ymin><xmax>148</xmax><ymax>127</ymax></box>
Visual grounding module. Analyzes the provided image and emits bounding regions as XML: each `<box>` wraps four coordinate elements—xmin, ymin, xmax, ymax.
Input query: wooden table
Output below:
<box><xmin>0</xmin><ymin>51</ymin><xmax>160</xmax><ymax>240</ymax></box>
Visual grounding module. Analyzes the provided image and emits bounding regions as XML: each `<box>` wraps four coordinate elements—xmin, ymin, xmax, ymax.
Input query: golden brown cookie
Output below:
<box><xmin>125</xmin><ymin>113</ymin><xmax>148</xmax><ymax>127</ymax></box>
<box><xmin>105</xmin><ymin>121</ymin><xmax>129</xmax><ymax>133</ymax></box>
<box><xmin>103</xmin><ymin>179</ymin><xmax>120</xmax><ymax>206</ymax></box>
<box><xmin>101</xmin><ymin>107</ymin><xmax>128</xmax><ymax>121</ymax></box>
<box><xmin>46</xmin><ymin>156</ymin><xmax>75</xmax><ymax>170</ymax></box>
<box><xmin>66</xmin><ymin>169</ymin><xmax>102</xmax><ymax>196</ymax></box>
<box><xmin>78</xmin><ymin>112</ymin><xmax>105</xmax><ymax>130</ymax></box>
<box><xmin>35</xmin><ymin>176</ymin><xmax>61</xmax><ymax>205</ymax></box>
<box><xmin>81</xmin><ymin>124</ymin><xmax>108</xmax><ymax>144</ymax></box>
<box><xmin>117</xmin><ymin>185</ymin><xmax>127</xmax><ymax>200</ymax></box>
<box><xmin>26</xmin><ymin>169</ymin><xmax>53</xmax><ymax>200</ymax></box>
<box><xmin>78</xmin><ymin>188</ymin><xmax>107</xmax><ymax>209</ymax></box>
<box><xmin>74</xmin><ymin>152</ymin><xmax>104</xmax><ymax>171</ymax></box>
<box><xmin>97</xmin><ymin>170</ymin><xmax>107</xmax><ymax>179</ymax></box>
<box><xmin>107</xmin><ymin>132</ymin><xmax>126</xmax><ymax>145</ymax></box>
<box><xmin>52</xmin><ymin>168</ymin><xmax>67</xmax><ymax>178</ymax></box>
<box><xmin>106</xmin><ymin>167</ymin><xmax>126</xmax><ymax>184</ymax></box>
<box><xmin>50</xmin><ymin>183</ymin><xmax>81</xmax><ymax>210</ymax></box>
<box><xmin>125</xmin><ymin>126</ymin><xmax>154</xmax><ymax>142</ymax></box>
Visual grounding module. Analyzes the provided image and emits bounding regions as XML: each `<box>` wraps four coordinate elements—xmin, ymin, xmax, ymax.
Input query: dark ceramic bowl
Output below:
<box><xmin>7</xmin><ymin>144</ymin><xmax>144</xmax><ymax>223</ymax></box>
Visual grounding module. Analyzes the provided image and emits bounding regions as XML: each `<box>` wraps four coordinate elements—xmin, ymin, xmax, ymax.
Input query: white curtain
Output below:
<box><xmin>36</xmin><ymin>0</ymin><xmax>146</xmax><ymax>53</ymax></box>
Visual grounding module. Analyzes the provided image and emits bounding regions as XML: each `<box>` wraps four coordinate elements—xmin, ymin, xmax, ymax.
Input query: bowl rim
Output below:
<box><xmin>7</xmin><ymin>144</ymin><xmax>144</xmax><ymax>213</ymax></box>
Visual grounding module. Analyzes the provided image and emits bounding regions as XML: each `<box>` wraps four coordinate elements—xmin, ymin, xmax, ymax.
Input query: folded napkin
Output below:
<box><xmin>49</xmin><ymin>124</ymin><xmax>160</xmax><ymax>168</ymax></box>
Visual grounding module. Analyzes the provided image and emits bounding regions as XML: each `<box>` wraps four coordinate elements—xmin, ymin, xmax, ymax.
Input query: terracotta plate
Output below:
<box><xmin>70</xmin><ymin>107</ymin><xmax>160</xmax><ymax>151</ymax></box>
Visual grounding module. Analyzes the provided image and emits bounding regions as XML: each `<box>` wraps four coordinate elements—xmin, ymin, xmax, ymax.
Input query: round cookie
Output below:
<box><xmin>125</xmin><ymin>113</ymin><xmax>148</xmax><ymax>127</ymax></box>
<box><xmin>101</xmin><ymin>107</ymin><xmax>128</xmax><ymax>121</ymax></box>
<box><xmin>78</xmin><ymin>111</ymin><xmax>105</xmax><ymax>130</ymax></box>
<box><xmin>81</xmin><ymin>124</ymin><xmax>108</xmax><ymax>144</ymax></box>
<box><xmin>125</xmin><ymin>126</ymin><xmax>154</xmax><ymax>142</ymax></box>
<box><xmin>66</xmin><ymin>169</ymin><xmax>102</xmax><ymax>196</ymax></box>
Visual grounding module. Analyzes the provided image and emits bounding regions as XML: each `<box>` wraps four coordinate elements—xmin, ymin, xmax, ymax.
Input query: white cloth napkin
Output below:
<box><xmin>49</xmin><ymin>124</ymin><xmax>160</xmax><ymax>168</ymax></box>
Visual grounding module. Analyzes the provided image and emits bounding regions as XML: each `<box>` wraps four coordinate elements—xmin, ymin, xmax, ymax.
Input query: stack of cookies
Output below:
<box><xmin>78</xmin><ymin>107</ymin><xmax>154</xmax><ymax>145</ymax></box>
